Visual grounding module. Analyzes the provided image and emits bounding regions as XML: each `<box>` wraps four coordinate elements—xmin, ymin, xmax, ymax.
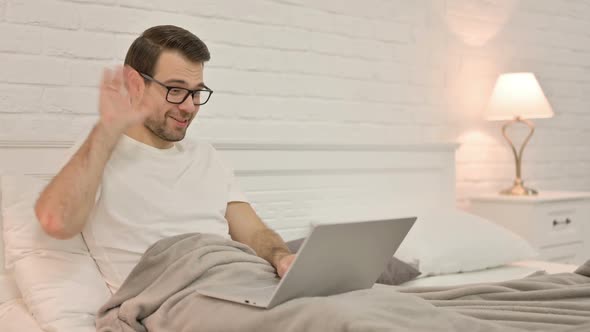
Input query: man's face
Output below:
<box><xmin>140</xmin><ymin>51</ymin><xmax>205</xmax><ymax>142</ymax></box>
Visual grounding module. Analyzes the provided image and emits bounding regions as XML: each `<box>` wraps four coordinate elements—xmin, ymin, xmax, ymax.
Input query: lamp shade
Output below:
<box><xmin>486</xmin><ymin>72</ymin><xmax>554</xmax><ymax>121</ymax></box>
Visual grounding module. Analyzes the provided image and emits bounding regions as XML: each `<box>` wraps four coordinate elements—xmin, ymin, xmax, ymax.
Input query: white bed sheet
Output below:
<box><xmin>0</xmin><ymin>273</ymin><xmax>43</xmax><ymax>332</ymax></box>
<box><xmin>399</xmin><ymin>260</ymin><xmax>578</xmax><ymax>287</ymax></box>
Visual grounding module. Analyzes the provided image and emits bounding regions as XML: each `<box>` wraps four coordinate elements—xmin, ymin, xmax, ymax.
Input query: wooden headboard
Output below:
<box><xmin>0</xmin><ymin>139</ymin><xmax>458</xmax><ymax>240</ymax></box>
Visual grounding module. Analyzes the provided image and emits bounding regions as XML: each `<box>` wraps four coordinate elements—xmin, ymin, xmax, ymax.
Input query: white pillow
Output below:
<box><xmin>0</xmin><ymin>174</ymin><xmax>111</xmax><ymax>332</ymax></box>
<box><xmin>2</xmin><ymin>175</ymin><xmax>89</xmax><ymax>268</ymax></box>
<box><xmin>395</xmin><ymin>208</ymin><xmax>538</xmax><ymax>276</ymax></box>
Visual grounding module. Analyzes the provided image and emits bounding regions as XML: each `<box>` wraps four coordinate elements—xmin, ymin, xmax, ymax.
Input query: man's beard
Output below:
<box><xmin>144</xmin><ymin>115</ymin><xmax>188</xmax><ymax>142</ymax></box>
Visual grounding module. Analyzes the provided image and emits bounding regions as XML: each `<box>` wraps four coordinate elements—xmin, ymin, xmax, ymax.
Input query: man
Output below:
<box><xmin>34</xmin><ymin>25</ymin><xmax>295</xmax><ymax>293</ymax></box>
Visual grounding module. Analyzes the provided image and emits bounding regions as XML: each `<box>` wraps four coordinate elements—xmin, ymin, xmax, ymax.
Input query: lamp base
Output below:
<box><xmin>500</xmin><ymin>180</ymin><xmax>538</xmax><ymax>196</ymax></box>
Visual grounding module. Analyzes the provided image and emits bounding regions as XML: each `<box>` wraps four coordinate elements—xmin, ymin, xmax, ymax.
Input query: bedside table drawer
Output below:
<box><xmin>536</xmin><ymin>202</ymin><xmax>584</xmax><ymax>247</ymax></box>
<box><xmin>470</xmin><ymin>191</ymin><xmax>590</xmax><ymax>266</ymax></box>
<box><xmin>538</xmin><ymin>242</ymin><xmax>584</xmax><ymax>264</ymax></box>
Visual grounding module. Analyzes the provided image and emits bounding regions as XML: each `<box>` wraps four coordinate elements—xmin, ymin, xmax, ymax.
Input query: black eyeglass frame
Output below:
<box><xmin>139</xmin><ymin>72</ymin><xmax>213</xmax><ymax>106</ymax></box>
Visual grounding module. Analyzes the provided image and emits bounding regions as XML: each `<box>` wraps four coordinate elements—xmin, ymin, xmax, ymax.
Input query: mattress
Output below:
<box><xmin>399</xmin><ymin>259</ymin><xmax>577</xmax><ymax>287</ymax></box>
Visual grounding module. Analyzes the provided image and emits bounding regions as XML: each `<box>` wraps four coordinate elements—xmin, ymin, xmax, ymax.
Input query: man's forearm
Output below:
<box><xmin>249</xmin><ymin>228</ymin><xmax>292</xmax><ymax>269</ymax></box>
<box><xmin>225</xmin><ymin>202</ymin><xmax>293</xmax><ymax>272</ymax></box>
<box><xmin>35</xmin><ymin>122</ymin><xmax>121</xmax><ymax>239</ymax></box>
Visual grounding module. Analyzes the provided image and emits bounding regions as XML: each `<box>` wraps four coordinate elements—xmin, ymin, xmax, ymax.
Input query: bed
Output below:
<box><xmin>0</xmin><ymin>138</ymin><xmax>586</xmax><ymax>331</ymax></box>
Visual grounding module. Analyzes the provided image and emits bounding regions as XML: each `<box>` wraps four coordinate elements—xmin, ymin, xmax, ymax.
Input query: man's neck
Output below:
<box><xmin>125</xmin><ymin>126</ymin><xmax>175</xmax><ymax>150</ymax></box>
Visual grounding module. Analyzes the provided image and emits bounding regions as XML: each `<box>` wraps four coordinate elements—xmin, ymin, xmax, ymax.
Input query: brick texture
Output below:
<box><xmin>0</xmin><ymin>0</ymin><xmax>589</xmax><ymax>206</ymax></box>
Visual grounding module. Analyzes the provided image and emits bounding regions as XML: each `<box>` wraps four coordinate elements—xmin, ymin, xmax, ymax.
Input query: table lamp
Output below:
<box><xmin>485</xmin><ymin>72</ymin><xmax>554</xmax><ymax>196</ymax></box>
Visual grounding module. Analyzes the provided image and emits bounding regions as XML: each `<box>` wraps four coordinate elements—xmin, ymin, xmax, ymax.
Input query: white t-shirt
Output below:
<box><xmin>81</xmin><ymin>134</ymin><xmax>248</xmax><ymax>293</ymax></box>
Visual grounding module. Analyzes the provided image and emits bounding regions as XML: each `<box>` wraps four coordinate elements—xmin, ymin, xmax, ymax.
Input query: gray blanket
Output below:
<box><xmin>96</xmin><ymin>233</ymin><xmax>590</xmax><ymax>332</ymax></box>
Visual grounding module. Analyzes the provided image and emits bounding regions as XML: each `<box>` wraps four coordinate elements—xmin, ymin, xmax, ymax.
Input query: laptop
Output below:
<box><xmin>197</xmin><ymin>217</ymin><xmax>416</xmax><ymax>309</ymax></box>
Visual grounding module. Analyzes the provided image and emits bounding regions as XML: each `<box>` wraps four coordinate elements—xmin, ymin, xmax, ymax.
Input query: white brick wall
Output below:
<box><xmin>6</xmin><ymin>0</ymin><xmax>81</xmax><ymax>30</ymax></box>
<box><xmin>0</xmin><ymin>0</ymin><xmax>589</xmax><ymax>206</ymax></box>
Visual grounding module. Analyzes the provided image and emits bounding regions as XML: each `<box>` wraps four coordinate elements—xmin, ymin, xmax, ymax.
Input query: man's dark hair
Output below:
<box><xmin>124</xmin><ymin>25</ymin><xmax>211</xmax><ymax>76</ymax></box>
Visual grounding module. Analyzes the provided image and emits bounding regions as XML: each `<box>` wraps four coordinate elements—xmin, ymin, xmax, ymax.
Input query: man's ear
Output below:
<box><xmin>124</xmin><ymin>65</ymin><xmax>145</xmax><ymax>105</ymax></box>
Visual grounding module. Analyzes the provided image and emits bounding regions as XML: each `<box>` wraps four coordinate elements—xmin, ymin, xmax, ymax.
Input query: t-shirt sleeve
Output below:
<box><xmin>208</xmin><ymin>144</ymin><xmax>249</xmax><ymax>204</ymax></box>
<box><xmin>226</xmin><ymin>164</ymin><xmax>249</xmax><ymax>204</ymax></box>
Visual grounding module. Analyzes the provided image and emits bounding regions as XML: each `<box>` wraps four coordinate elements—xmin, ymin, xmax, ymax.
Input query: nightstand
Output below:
<box><xmin>468</xmin><ymin>191</ymin><xmax>590</xmax><ymax>265</ymax></box>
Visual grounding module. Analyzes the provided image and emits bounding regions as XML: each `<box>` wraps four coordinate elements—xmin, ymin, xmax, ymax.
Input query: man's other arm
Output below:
<box><xmin>226</xmin><ymin>202</ymin><xmax>296</xmax><ymax>277</ymax></box>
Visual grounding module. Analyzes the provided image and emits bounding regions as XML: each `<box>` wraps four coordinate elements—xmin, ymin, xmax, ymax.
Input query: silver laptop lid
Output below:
<box><xmin>267</xmin><ymin>217</ymin><xmax>416</xmax><ymax>308</ymax></box>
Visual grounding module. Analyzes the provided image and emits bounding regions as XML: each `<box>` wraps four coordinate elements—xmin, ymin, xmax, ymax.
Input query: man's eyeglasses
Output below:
<box><xmin>139</xmin><ymin>73</ymin><xmax>213</xmax><ymax>106</ymax></box>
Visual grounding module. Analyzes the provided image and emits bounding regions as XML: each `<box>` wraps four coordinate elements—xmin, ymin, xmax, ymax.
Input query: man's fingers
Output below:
<box><xmin>101</xmin><ymin>66</ymin><xmax>126</xmax><ymax>93</ymax></box>
<box><xmin>277</xmin><ymin>254</ymin><xmax>296</xmax><ymax>278</ymax></box>
<box><xmin>100</xmin><ymin>68</ymin><xmax>113</xmax><ymax>89</ymax></box>
<box><xmin>122</xmin><ymin>65</ymin><xmax>133</xmax><ymax>91</ymax></box>
<box><xmin>111</xmin><ymin>66</ymin><xmax>124</xmax><ymax>90</ymax></box>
